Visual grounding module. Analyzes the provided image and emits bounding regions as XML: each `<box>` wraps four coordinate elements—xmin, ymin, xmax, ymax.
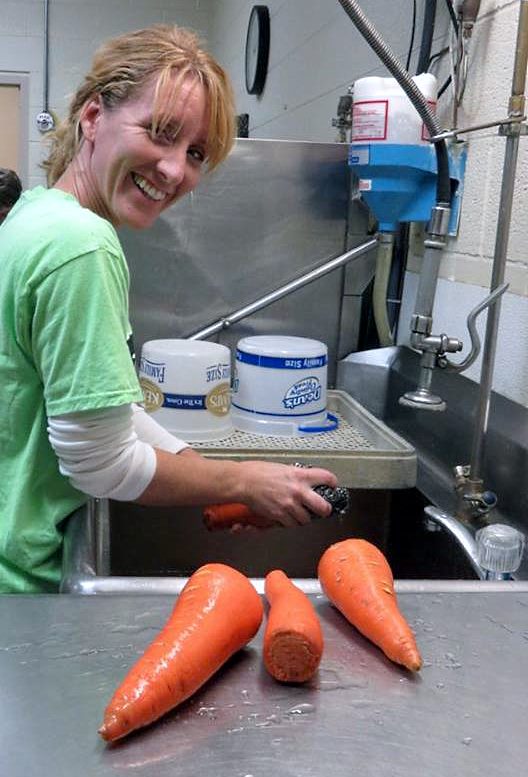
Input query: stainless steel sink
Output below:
<box><xmin>60</xmin><ymin>488</ymin><xmax>528</xmax><ymax>595</ymax></box>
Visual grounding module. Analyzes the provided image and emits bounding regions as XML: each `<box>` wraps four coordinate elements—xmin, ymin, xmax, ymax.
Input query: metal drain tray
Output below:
<box><xmin>193</xmin><ymin>389</ymin><xmax>416</xmax><ymax>488</ymax></box>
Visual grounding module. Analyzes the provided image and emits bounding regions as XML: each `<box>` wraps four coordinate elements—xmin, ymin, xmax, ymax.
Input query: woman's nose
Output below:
<box><xmin>156</xmin><ymin>146</ymin><xmax>187</xmax><ymax>186</ymax></box>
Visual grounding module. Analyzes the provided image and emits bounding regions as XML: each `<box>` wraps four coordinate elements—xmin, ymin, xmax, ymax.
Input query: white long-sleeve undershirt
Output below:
<box><xmin>47</xmin><ymin>403</ymin><xmax>189</xmax><ymax>501</ymax></box>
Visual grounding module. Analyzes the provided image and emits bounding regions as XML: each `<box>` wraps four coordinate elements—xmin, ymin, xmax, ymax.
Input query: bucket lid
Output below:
<box><xmin>237</xmin><ymin>335</ymin><xmax>327</xmax><ymax>358</ymax></box>
<box><xmin>142</xmin><ymin>339</ymin><xmax>229</xmax><ymax>358</ymax></box>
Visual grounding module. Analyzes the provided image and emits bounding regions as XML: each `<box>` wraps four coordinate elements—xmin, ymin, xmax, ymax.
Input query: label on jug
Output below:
<box><xmin>140</xmin><ymin>377</ymin><xmax>164</xmax><ymax>412</ymax></box>
<box><xmin>206</xmin><ymin>382</ymin><xmax>231</xmax><ymax>416</ymax></box>
<box><xmin>352</xmin><ymin>100</ymin><xmax>388</xmax><ymax>141</ymax></box>
<box><xmin>283</xmin><ymin>377</ymin><xmax>322</xmax><ymax>410</ymax></box>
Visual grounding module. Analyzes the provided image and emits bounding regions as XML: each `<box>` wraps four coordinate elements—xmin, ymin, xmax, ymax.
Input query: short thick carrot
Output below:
<box><xmin>263</xmin><ymin>569</ymin><xmax>324</xmax><ymax>683</ymax></box>
<box><xmin>203</xmin><ymin>503</ymin><xmax>276</xmax><ymax>530</ymax></box>
<box><xmin>318</xmin><ymin>539</ymin><xmax>422</xmax><ymax>671</ymax></box>
<box><xmin>98</xmin><ymin>563</ymin><xmax>263</xmax><ymax>742</ymax></box>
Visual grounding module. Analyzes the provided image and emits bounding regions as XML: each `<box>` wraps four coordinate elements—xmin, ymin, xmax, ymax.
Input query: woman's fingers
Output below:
<box><xmin>301</xmin><ymin>466</ymin><xmax>338</xmax><ymax>490</ymax></box>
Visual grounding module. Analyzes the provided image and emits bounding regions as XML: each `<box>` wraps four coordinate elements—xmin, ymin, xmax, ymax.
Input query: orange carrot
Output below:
<box><xmin>263</xmin><ymin>569</ymin><xmax>324</xmax><ymax>683</ymax></box>
<box><xmin>98</xmin><ymin>563</ymin><xmax>263</xmax><ymax>742</ymax></box>
<box><xmin>203</xmin><ymin>503</ymin><xmax>276</xmax><ymax>531</ymax></box>
<box><xmin>318</xmin><ymin>539</ymin><xmax>422</xmax><ymax>671</ymax></box>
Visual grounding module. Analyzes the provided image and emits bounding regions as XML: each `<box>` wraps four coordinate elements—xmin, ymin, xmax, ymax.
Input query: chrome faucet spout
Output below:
<box><xmin>424</xmin><ymin>506</ymin><xmax>485</xmax><ymax>579</ymax></box>
<box><xmin>424</xmin><ymin>506</ymin><xmax>526</xmax><ymax>580</ymax></box>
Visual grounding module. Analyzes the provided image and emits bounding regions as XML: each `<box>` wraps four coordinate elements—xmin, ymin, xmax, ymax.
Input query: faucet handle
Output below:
<box><xmin>476</xmin><ymin>524</ymin><xmax>525</xmax><ymax>578</ymax></box>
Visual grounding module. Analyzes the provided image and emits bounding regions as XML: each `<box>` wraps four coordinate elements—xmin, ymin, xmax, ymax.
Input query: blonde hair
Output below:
<box><xmin>42</xmin><ymin>25</ymin><xmax>235</xmax><ymax>185</ymax></box>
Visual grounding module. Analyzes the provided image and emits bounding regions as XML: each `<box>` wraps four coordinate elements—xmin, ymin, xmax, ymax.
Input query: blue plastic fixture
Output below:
<box><xmin>349</xmin><ymin>143</ymin><xmax>467</xmax><ymax>233</ymax></box>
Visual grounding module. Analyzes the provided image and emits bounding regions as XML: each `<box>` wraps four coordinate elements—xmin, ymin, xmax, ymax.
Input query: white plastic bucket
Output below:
<box><xmin>351</xmin><ymin>73</ymin><xmax>438</xmax><ymax>145</ymax></box>
<box><xmin>139</xmin><ymin>339</ymin><xmax>233</xmax><ymax>442</ymax></box>
<box><xmin>231</xmin><ymin>335</ymin><xmax>336</xmax><ymax>437</ymax></box>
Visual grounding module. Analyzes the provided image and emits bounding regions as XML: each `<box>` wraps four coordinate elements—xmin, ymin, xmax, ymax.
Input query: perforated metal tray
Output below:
<box><xmin>193</xmin><ymin>389</ymin><xmax>416</xmax><ymax>488</ymax></box>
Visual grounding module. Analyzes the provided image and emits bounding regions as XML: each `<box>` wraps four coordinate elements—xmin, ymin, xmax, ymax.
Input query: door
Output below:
<box><xmin>0</xmin><ymin>74</ymin><xmax>29</xmax><ymax>185</ymax></box>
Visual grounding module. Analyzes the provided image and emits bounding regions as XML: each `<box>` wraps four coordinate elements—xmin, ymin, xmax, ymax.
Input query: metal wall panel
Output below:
<box><xmin>119</xmin><ymin>138</ymin><xmax>367</xmax><ymax>384</ymax></box>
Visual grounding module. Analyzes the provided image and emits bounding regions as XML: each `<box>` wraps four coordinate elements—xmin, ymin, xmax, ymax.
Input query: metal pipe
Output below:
<box><xmin>512</xmin><ymin>0</ymin><xmax>528</xmax><ymax>98</ymax></box>
<box><xmin>44</xmin><ymin>0</ymin><xmax>50</xmax><ymax>111</ymax></box>
<box><xmin>445</xmin><ymin>282</ymin><xmax>509</xmax><ymax>373</ymax></box>
<box><xmin>188</xmin><ymin>238</ymin><xmax>378</xmax><ymax>340</ymax></box>
<box><xmin>430</xmin><ymin>115</ymin><xmax>525</xmax><ymax>141</ymax></box>
<box><xmin>337</xmin><ymin>0</ymin><xmax>440</xmax><ymax>137</ymax></box>
<box><xmin>413</xmin><ymin>244</ymin><xmax>443</xmax><ymax>319</ymax></box>
<box><xmin>469</xmin><ymin>0</ymin><xmax>528</xmax><ymax>480</ymax></box>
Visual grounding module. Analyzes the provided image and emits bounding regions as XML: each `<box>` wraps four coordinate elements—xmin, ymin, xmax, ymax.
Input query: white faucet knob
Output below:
<box><xmin>476</xmin><ymin>524</ymin><xmax>525</xmax><ymax>576</ymax></box>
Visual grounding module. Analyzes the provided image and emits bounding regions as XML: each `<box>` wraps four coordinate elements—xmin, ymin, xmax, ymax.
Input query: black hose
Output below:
<box><xmin>443</xmin><ymin>0</ymin><xmax>459</xmax><ymax>33</ymax></box>
<box><xmin>405</xmin><ymin>0</ymin><xmax>417</xmax><ymax>72</ymax></box>
<box><xmin>433</xmin><ymin>135</ymin><xmax>451</xmax><ymax>204</ymax></box>
<box><xmin>416</xmin><ymin>0</ymin><xmax>437</xmax><ymax>75</ymax></box>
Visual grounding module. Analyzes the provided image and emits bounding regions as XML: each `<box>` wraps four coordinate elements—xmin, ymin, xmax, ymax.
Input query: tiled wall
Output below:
<box><xmin>1</xmin><ymin>0</ymin><xmax>527</xmax><ymax>405</ymax></box>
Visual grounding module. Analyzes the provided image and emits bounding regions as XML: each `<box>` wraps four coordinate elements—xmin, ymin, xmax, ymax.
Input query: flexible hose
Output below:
<box><xmin>338</xmin><ymin>0</ymin><xmax>451</xmax><ymax>206</ymax></box>
<box><xmin>372</xmin><ymin>235</ymin><xmax>395</xmax><ymax>346</ymax></box>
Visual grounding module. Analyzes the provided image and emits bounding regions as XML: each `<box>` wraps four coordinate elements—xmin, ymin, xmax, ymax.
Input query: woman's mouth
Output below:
<box><xmin>131</xmin><ymin>173</ymin><xmax>167</xmax><ymax>202</ymax></box>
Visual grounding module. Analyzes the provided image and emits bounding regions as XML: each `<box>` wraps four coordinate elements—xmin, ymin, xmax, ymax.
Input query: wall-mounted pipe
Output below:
<box><xmin>36</xmin><ymin>0</ymin><xmax>55</xmax><ymax>133</ymax></box>
<box><xmin>44</xmin><ymin>0</ymin><xmax>50</xmax><ymax>112</ymax></box>
<box><xmin>468</xmin><ymin>0</ymin><xmax>528</xmax><ymax>483</ymax></box>
<box><xmin>188</xmin><ymin>238</ymin><xmax>378</xmax><ymax>340</ymax></box>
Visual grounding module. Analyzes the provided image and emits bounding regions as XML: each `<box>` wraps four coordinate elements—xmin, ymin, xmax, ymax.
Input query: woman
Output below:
<box><xmin>0</xmin><ymin>25</ymin><xmax>337</xmax><ymax>593</ymax></box>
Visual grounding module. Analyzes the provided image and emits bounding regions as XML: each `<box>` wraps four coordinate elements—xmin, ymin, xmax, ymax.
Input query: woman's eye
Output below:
<box><xmin>146</xmin><ymin>126</ymin><xmax>174</xmax><ymax>144</ymax></box>
<box><xmin>188</xmin><ymin>147</ymin><xmax>205</xmax><ymax>163</ymax></box>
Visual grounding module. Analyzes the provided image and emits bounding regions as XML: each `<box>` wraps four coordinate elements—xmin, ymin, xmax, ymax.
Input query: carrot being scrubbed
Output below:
<box><xmin>98</xmin><ymin>563</ymin><xmax>263</xmax><ymax>742</ymax></box>
<box><xmin>318</xmin><ymin>539</ymin><xmax>422</xmax><ymax>672</ymax></box>
<box><xmin>263</xmin><ymin>569</ymin><xmax>324</xmax><ymax>683</ymax></box>
<box><xmin>203</xmin><ymin>503</ymin><xmax>276</xmax><ymax>531</ymax></box>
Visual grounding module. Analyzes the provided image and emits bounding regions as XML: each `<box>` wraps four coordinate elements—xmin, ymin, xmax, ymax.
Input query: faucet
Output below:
<box><xmin>424</xmin><ymin>505</ymin><xmax>525</xmax><ymax>581</ymax></box>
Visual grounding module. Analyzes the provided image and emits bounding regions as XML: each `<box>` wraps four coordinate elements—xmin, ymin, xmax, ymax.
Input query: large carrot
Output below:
<box><xmin>203</xmin><ymin>503</ymin><xmax>276</xmax><ymax>530</ymax></box>
<box><xmin>98</xmin><ymin>563</ymin><xmax>263</xmax><ymax>742</ymax></box>
<box><xmin>263</xmin><ymin>569</ymin><xmax>324</xmax><ymax>683</ymax></box>
<box><xmin>318</xmin><ymin>539</ymin><xmax>422</xmax><ymax>671</ymax></box>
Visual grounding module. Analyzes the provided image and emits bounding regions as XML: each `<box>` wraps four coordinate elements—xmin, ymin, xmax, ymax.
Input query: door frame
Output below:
<box><xmin>0</xmin><ymin>72</ymin><xmax>29</xmax><ymax>187</ymax></box>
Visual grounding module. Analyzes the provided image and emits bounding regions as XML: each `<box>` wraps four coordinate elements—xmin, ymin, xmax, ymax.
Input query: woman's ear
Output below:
<box><xmin>79</xmin><ymin>96</ymin><xmax>103</xmax><ymax>142</ymax></box>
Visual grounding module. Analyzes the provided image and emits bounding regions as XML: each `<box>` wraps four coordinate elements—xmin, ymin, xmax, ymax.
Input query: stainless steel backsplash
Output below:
<box><xmin>119</xmin><ymin>138</ymin><xmax>374</xmax><ymax>386</ymax></box>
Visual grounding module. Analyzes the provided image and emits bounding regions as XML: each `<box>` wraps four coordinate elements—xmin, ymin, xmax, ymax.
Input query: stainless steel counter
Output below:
<box><xmin>1</xmin><ymin>592</ymin><xmax>527</xmax><ymax>777</ymax></box>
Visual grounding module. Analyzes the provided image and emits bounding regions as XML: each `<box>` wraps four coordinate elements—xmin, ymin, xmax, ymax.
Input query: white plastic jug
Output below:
<box><xmin>231</xmin><ymin>335</ymin><xmax>335</xmax><ymax>437</ymax></box>
<box><xmin>352</xmin><ymin>73</ymin><xmax>438</xmax><ymax>145</ymax></box>
<box><xmin>139</xmin><ymin>339</ymin><xmax>233</xmax><ymax>442</ymax></box>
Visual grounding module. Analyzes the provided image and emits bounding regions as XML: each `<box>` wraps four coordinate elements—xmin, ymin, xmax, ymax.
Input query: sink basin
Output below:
<box><xmin>60</xmin><ymin>487</ymin><xmax>528</xmax><ymax>595</ymax></box>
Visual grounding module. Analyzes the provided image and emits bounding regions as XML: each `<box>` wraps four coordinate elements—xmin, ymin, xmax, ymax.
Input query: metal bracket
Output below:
<box><xmin>430</xmin><ymin>115</ymin><xmax>527</xmax><ymax>142</ymax></box>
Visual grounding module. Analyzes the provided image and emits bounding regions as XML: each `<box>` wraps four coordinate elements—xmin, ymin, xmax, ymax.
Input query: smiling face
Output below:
<box><xmin>66</xmin><ymin>73</ymin><xmax>210</xmax><ymax>229</ymax></box>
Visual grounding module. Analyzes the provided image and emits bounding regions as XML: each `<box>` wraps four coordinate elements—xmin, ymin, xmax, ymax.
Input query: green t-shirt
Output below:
<box><xmin>0</xmin><ymin>187</ymin><xmax>143</xmax><ymax>593</ymax></box>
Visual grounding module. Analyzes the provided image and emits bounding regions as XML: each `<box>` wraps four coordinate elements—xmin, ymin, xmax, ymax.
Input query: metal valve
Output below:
<box><xmin>36</xmin><ymin>111</ymin><xmax>55</xmax><ymax>133</ymax></box>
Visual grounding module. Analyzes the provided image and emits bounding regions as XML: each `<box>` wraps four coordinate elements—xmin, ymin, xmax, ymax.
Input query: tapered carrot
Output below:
<box><xmin>203</xmin><ymin>503</ymin><xmax>276</xmax><ymax>530</ymax></box>
<box><xmin>263</xmin><ymin>569</ymin><xmax>324</xmax><ymax>683</ymax></box>
<box><xmin>98</xmin><ymin>563</ymin><xmax>263</xmax><ymax>742</ymax></box>
<box><xmin>318</xmin><ymin>539</ymin><xmax>422</xmax><ymax>671</ymax></box>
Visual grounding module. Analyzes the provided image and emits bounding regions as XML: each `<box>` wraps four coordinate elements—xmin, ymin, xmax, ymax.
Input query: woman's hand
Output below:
<box><xmin>137</xmin><ymin>448</ymin><xmax>338</xmax><ymax>527</ymax></box>
<box><xmin>236</xmin><ymin>460</ymin><xmax>338</xmax><ymax>527</ymax></box>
